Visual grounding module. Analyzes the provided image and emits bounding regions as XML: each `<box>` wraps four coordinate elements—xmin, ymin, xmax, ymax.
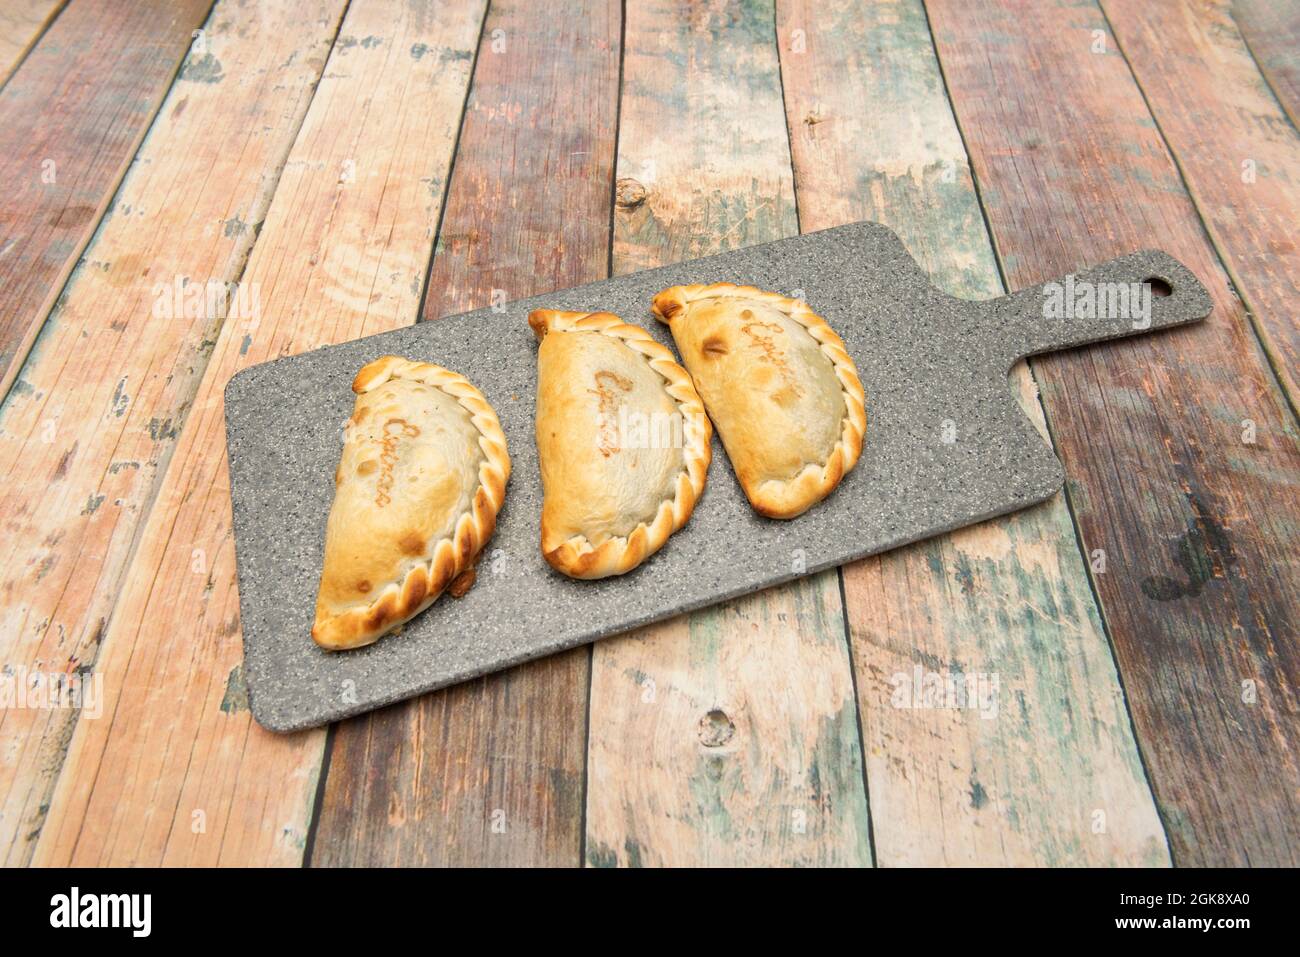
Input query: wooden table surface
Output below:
<box><xmin>0</xmin><ymin>0</ymin><xmax>1295</xmax><ymax>867</ymax></box>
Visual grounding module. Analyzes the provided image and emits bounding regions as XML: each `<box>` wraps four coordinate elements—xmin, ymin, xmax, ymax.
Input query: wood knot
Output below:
<box><xmin>697</xmin><ymin>708</ymin><xmax>735</xmax><ymax>747</ymax></box>
<box><xmin>616</xmin><ymin>177</ymin><xmax>647</xmax><ymax>209</ymax></box>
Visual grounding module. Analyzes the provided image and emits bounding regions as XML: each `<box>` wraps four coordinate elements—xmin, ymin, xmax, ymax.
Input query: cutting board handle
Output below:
<box><xmin>989</xmin><ymin>249</ymin><xmax>1213</xmax><ymax>367</ymax></box>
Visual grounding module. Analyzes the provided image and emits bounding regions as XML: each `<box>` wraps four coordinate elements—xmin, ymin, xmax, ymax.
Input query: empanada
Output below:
<box><xmin>529</xmin><ymin>309</ymin><xmax>711</xmax><ymax>579</ymax></box>
<box><xmin>652</xmin><ymin>283</ymin><xmax>864</xmax><ymax>519</ymax></box>
<box><xmin>312</xmin><ymin>355</ymin><xmax>510</xmax><ymax>650</ymax></box>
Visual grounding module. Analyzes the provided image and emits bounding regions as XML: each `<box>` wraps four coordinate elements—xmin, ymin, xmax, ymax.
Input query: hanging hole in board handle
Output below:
<box><xmin>1144</xmin><ymin>276</ymin><xmax>1173</xmax><ymax>298</ymax></box>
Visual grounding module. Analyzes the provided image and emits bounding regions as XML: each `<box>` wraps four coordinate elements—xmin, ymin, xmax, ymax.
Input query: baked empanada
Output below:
<box><xmin>652</xmin><ymin>283</ymin><xmax>864</xmax><ymax>519</ymax></box>
<box><xmin>311</xmin><ymin>355</ymin><xmax>510</xmax><ymax>650</ymax></box>
<box><xmin>529</xmin><ymin>309</ymin><xmax>711</xmax><ymax>579</ymax></box>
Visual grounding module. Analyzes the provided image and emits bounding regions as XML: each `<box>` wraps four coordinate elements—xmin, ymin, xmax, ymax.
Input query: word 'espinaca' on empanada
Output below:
<box><xmin>529</xmin><ymin>309</ymin><xmax>711</xmax><ymax>579</ymax></box>
<box><xmin>652</xmin><ymin>283</ymin><xmax>865</xmax><ymax>519</ymax></box>
<box><xmin>312</xmin><ymin>355</ymin><xmax>510</xmax><ymax>650</ymax></box>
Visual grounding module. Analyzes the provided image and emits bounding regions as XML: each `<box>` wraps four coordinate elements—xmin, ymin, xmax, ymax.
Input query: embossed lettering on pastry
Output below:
<box><xmin>529</xmin><ymin>310</ymin><xmax>711</xmax><ymax>579</ymax></box>
<box><xmin>311</xmin><ymin>355</ymin><xmax>510</xmax><ymax>650</ymax></box>
<box><xmin>652</xmin><ymin>283</ymin><xmax>865</xmax><ymax>519</ymax></box>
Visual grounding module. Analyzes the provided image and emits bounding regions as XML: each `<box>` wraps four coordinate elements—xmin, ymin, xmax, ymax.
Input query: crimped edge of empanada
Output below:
<box><xmin>529</xmin><ymin>309</ymin><xmax>711</xmax><ymax>579</ymax></box>
<box><xmin>311</xmin><ymin>355</ymin><xmax>511</xmax><ymax>650</ymax></box>
<box><xmin>651</xmin><ymin>283</ymin><xmax>865</xmax><ymax>519</ymax></box>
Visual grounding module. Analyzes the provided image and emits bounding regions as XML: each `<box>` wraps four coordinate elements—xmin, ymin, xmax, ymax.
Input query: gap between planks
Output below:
<box><xmin>0</xmin><ymin>0</ymin><xmax>66</xmax><ymax>89</ymax></box>
<box><xmin>29</xmin><ymin>0</ymin><xmax>488</xmax><ymax>867</ymax></box>
<box><xmin>310</xmin><ymin>0</ymin><xmax>623</xmax><ymax>868</ymax></box>
<box><xmin>0</xmin><ymin>0</ymin><xmax>353</xmax><ymax>865</ymax></box>
<box><xmin>926</xmin><ymin>0</ymin><xmax>1300</xmax><ymax>867</ymax></box>
<box><xmin>778</xmin><ymin>0</ymin><xmax>1168</xmax><ymax>866</ymax></box>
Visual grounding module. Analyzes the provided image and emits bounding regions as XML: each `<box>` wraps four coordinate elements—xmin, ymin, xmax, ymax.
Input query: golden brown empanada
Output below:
<box><xmin>312</xmin><ymin>355</ymin><xmax>510</xmax><ymax>650</ymax></box>
<box><xmin>529</xmin><ymin>309</ymin><xmax>711</xmax><ymax>579</ymax></box>
<box><xmin>652</xmin><ymin>283</ymin><xmax>864</xmax><ymax>519</ymax></box>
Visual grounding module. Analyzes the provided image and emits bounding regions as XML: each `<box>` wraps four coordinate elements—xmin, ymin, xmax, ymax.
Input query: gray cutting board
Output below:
<box><xmin>224</xmin><ymin>221</ymin><xmax>1211</xmax><ymax>731</ymax></box>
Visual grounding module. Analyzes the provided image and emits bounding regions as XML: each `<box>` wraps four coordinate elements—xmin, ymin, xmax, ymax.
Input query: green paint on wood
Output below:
<box><xmin>781</xmin><ymin>0</ymin><xmax>1169</xmax><ymax>865</ymax></box>
<box><xmin>220</xmin><ymin>664</ymin><xmax>248</xmax><ymax>714</ymax></box>
<box><xmin>587</xmin><ymin>0</ymin><xmax>872</xmax><ymax>867</ymax></box>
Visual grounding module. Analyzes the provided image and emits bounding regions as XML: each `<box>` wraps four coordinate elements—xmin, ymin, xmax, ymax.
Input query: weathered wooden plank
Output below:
<box><xmin>0</xmin><ymin>0</ymin><xmax>213</xmax><ymax>397</ymax></box>
<box><xmin>585</xmin><ymin>0</ymin><xmax>872</xmax><ymax>867</ymax></box>
<box><xmin>0</xmin><ymin>0</ymin><xmax>63</xmax><ymax>87</ymax></box>
<box><xmin>312</xmin><ymin>0</ymin><xmax>621</xmax><ymax>868</ymax></box>
<box><xmin>30</xmin><ymin>0</ymin><xmax>487</xmax><ymax>867</ymax></box>
<box><xmin>1234</xmin><ymin>0</ymin><xmax>1300</xmax><ymax>129</ymax></box>
<box><xmin>0</xmin><ymin>0</ymin><xmax>348</xmax><ymax>869</ymax></box>
<box><xmin>776</xmin><ymin>0</ymin><xmax>1168</xmax><ymax>865</ymax></box>
<box><xmin>928</xmin><ymin>0</ymin><xmax>1300</xmax><ymax>866</ymax></box>
<box><xmin>1103</xmin><ymin>0</ymin><xmax>1300</xmax><ymax>405</ymax></box>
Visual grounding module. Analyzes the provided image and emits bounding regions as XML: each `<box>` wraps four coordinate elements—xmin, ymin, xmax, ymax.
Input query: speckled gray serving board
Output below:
<box><xmin>225</xmin><ymin>221</ymin><xmax>1211</xmax><ymax>731</ymax></box>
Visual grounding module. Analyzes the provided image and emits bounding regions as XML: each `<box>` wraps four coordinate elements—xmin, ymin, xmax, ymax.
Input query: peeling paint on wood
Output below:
<box><xmin>0</xmin><ymin>0</ymin><xmax>214</xmax><ymax>397</ymax></box>
<box><xmin>312</xmin><ymin>0</ymin><xmax>621</xmax><ymax>868</ymax></box>
<box><xmin>585</xmin><ymin>0</ymin><xmax>872</xmax><ymax>867</ymax></box>
<box><xmin>30</xmin><ymin>0</ymin><xmax>487</xmax><ymax>867</ymax></box>
<box><xmin>775</xmin><ymin>0</ymin><xmax>1168</xmax><ymax>866</ymax></box>
<box><xmin>1103</xmin><ymin>0</ymin><xmax>1300</xmax><ymax>404</ymax></box>
<box><xmin>1233</xmin><ymin>0</ymin><xmax>1300</xmax><ymax>129</ymax></box>
<box><xmin>928</xmin><ymin>0</ymin><xmax>1300</xmax><ymax>867</ymax></box>
<box><xmin>0</xmin><ymin>0</ymin><xmax>348</xmax><ymax>867</ymax></box>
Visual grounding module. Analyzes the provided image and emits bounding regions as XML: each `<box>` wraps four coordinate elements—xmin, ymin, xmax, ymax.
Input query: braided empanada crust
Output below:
<box><xmin>312</xmin><ymin>355</ymin><xmax>510</xmax><ymax>649</ymax></box>
<box><xmin>652</xmin><ymin>283</ymin><xmax>864</xmax><ymax>519</ymax></box>
<box><xmin>529</xmin><ymin>310</ymin><xmax>711</xmax><ymax>578</ymax></box>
